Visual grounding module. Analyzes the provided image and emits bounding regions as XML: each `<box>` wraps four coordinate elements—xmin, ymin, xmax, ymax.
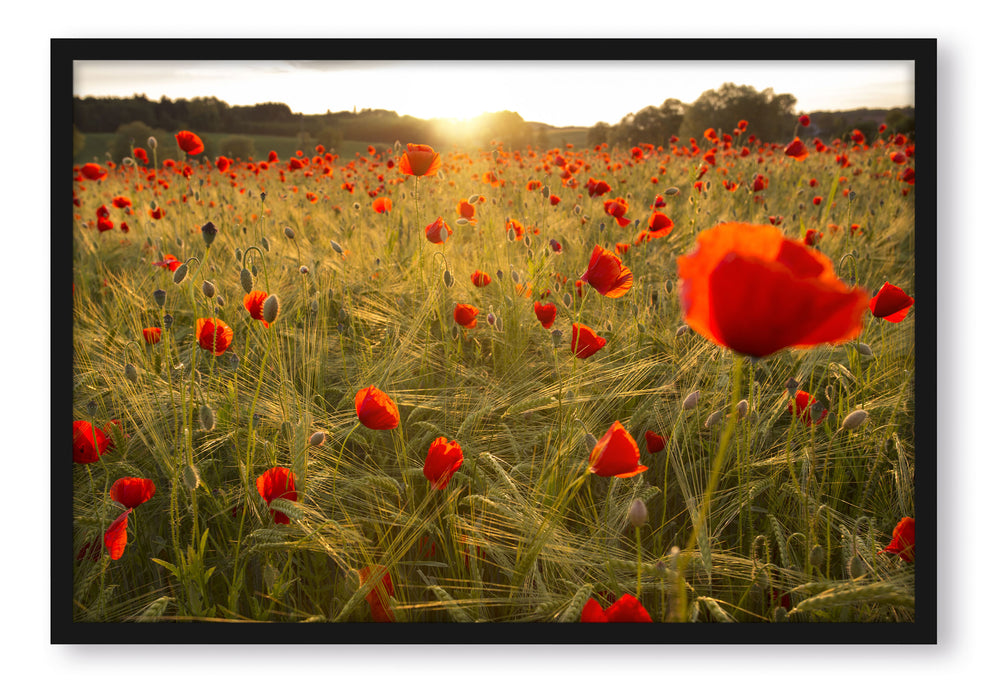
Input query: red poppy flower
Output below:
<box><xmin>423</xmin><ymin>436</ymin><xmax>464</xmax><ymax>490</ymax></box>
<box><xmin>471</xmin><ymin>270</ymin><xmax>491</xmax><ymax>287</ymax></box>
<box><xmin>869</xmin><ymin>282</ymin><xmax>914</xmax><ymax>322</ymax></box>
<box><xmin>133</xmin><ymin>147</ymin><xmax>148</xmax><ymax>164</ymax></box>
<box><xmin>677</xmin><ymin>223</ymin><xmax>869</xmax><ymax>358</ymax></box>
<box><xmin>704</xmin><ymin>127</ymin><xmax>718</xmax><ymax>143</ymax></box>
<box><xmin>256</xmin><ymin>466</ymin><xmax>298</xmax><ymax>525</ymax></box>
<box><xmin>112</xmin><ymin>196</ymin><xmax>131</xmax><ymax>208</ymax></box>
<box><xmin>645</xmin><ymin>430</ymin><xmax>667</xmax><ymax>453</ymax></box>
<box><xmin>457</xmin><ymin>199</ymin><xmax>477</xmax><ymax>223</ymax></box>
<box><xmin>175</xmin><ymin>130</ymin><xmax>205</xmax><ymax>156</ymax></box>
<box><xmin>244</xmin><ymin>290</ymin><xmax>270</xmax><ymax>328</ymax></box>
<box><xmin>580</xmin><ymin>594</ymin><xmax>653</xmax><ymax>622</ymax></box>
<box><xmin>784</xmin><ymin>138</ymin><xmax>809</xmax><ymax>161</ymax></box>
<box><xmin>97</xmin><ymin>216</ymin><xmax>114</xmax><ymax>232</ymax></box>
<box><xmin>571</xmin><ymin>323</ymin><xmax>607</xmax><ymax>359</ymax></box>
<box><xmin>142</xmin><ymin>327</ymin><xmax>162</xmax><ymax>344</ymax></box>
<box><xmin>646</xmin><ymin>211</ymin><xmax>674</xmax><ymax>238</ymax></box>
<box><xmin>195</xmin><ymin>317</ymin><xmax>234</xmax><ymax>356</ymax></box>
<box><xmin>454</xmin><ymin>304</ymin><xmax>480</xmax><ymax>329</ymax></box>
<box><xmin>850</xmin><ymin>129</ymin><xmax>865</xmax><ymax>144</ymax></box>
<box><xmin>215</xmin><ymin>155</ymin><xmax>232</xmax><ymax>172</ymax></box>
<box><xmin>787</xmin><ymin>390</ymin><xmax>827</xmax><ymax>426</ymax></box>
<box><xmin>603</xmin><ymin>197</ymin><xmax>632</xmax><ymax>227</ymax></box>
<box><xmin>153</xmin><ymin>254</ymin><xmax>182</xmax><ymax>272</ymax></box>
<box><xmin>589</xmin><ymin>421</ymin><xmax>648</xmax><ymax>478</ymax></box>
<box><xmin>526</xmin><ymin>180</ymin><xmax>543</xmax><ymax>191</ymax></box>
<box><xmin>585</xmin><ymin>178</ymin><xmax>612</xmax><ymax>197</ymax></box>
<box><xmin>109</xmin><ymin>477</ymin><xmax>156</xmax><ymax>509</ymax></box>
<box><xmin>358</xmin><ymin>565</ymin><xmax>396</xmax><ymax>622</ymax></box>
<box><xmin>533</xmin><ymin>301</ymin><xmax>557</xmax><ymax>329</ymax></box>
<box><xmin>104</xmin><ymin>508</ymin><xmax>132</xmax><ymax>560</ymax></box>
<box><xmin>80</xmin><ymin>163</ymin><xmax>107</xmax><ymax>181</ymax></box>
<box><xmin>425</xmin><ymin>217</ymin><xmax>452</xmax><ymax>244</ymax></box>
<box><xmin>268</xmin><ymin>150</ymin><xmax>279</xmax><ymax>162</ymax></box>
<box><xmin>398</xmin><ymin>143</ymin><xmax>441</xmax><ymax>177</ymax></box>
<box><xmin>882</xmin><ymin>516</ymin><xmax>915</xmax><ymax>562</ymax></box>
<box><xmin>799</xmin><ymin>114</ymin><xmax>811</xmax><ymax>127</ymax></box>
<box><xmin>752</xmin><ymin>174</ymin><xmax>768</xmax><ymax>192</ymax></box>
<box><xmin>580</xmin><ymin>244</ymin><xmax>633</xmax><ymax>298</ymax></box>
<box><xmin>549</xmin><ymin>194</ymin><xmax>561</xmax><ymax>206</ymax></box>
<box><xmin>149</xmin><ymin>206</ymin><xmax>165</xmax><ymax>220</ymax></box>
<box><xmin>355</xmin><ymin>386</ymin><xmax>400</xmax><ymax>430</ymax></box>
<box><xmin>737</xmin><ymin>120</ymin><xmax>748</xmax><ymax>131</ymax></box>
<box><xmin>372</xmin><ymin>196</ymin><xmax>392</xmax><ymax>213</ymax></box>
<box><xmin>73</xmin><ymin>420</ymin><xmax>110</xmax><ymax>464</ymax></box>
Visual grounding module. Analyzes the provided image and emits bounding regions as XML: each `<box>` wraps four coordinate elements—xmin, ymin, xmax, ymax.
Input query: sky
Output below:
<box><xmin>72</xmin><ymin>60</ymin><xmax>914</xmax><ymax>127</ymax></box>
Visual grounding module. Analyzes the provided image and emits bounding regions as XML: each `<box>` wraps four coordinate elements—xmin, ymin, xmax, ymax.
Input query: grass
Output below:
<box><xmin>70</xmin><ymin>130</ymin><xmax>916</xmax><ymax>624</ymax></box>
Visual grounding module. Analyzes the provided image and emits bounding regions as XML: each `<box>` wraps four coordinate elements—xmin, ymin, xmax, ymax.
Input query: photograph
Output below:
<box><xmin>56</xmin><ymin>38</ymin><xmax>933</xmax><ymax>644</ymax></box>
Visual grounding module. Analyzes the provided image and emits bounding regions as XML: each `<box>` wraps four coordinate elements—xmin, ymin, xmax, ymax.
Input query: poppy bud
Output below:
<box><xmin>495</xmin><ymin>316</ymin><xmax>504</xmax><ymax>333</ymax></box>
<box><xmin>240</xmin><ymin>268</ymin><xmax>253</xmax><ymax>294</ymax></box>
<box><xmin>682</xmin><ymin>390</ymin><xmax>700</xmax><ymax>411</ymax></box>
<box><xmin>147</xmin><ymin>136</ymin><xmax>157</xmax><ymax>149</ymax></box>
<box><xmin>841</xmin><ymin>409</ymin><xmax>869</xmax><ymax>431</ymax></box>
<box><xmin>124</xmin><ymin>363</ymin><xmax>138</xmax><ymax>383</ymax></box>
<box><xmin>260</xmin><ymin>191</ymin><xmax>267</xmax><ymax>202</ymax></box>
<box><xmin>664</xmin><ymin>187</ymin><xmax>680</xmax><ymax>196</ymax></box>
<box><xmin>550</xmin><ymin>329</ymin><xmax>563</xmax><ymax>347</ymax></box>
<box><xmin>847</xmin><ymin>555</ymin><xmax>867</xmax><ymax>578</ymax></box>
<box><xmin>331</xmin><ymin>240</ymin><xmax>343</xmax><ymax>254</ymax></box>
<box><xmin>773</xmin><ymin>606</ymin><xmax>788</xmax><ymax>623</ymax></box>
<box><xmin>584</xmin><ymin>433</ymin><xmax>598</xmax><ymax>452</ymax></box>
<box><xmin>227</xmin><ymin>353</ymin><xmax>239</xmax><ymax>371</ymax></box>
<box><xmin>856</xmin><ymin>342</ymin><xmax>874</xmax><ymax>357</ymax></box>
<box><xmin>487</xmin><ymin>312</ymin><xmax>496</xmax><ymax>326</ymax></box>
<box><xmin>122</xmin><ymin>157</ymin><xmax>135</xmax><ymax>167</ymax></box>
<box><xmin>511</xmin><ymin>269</ymin><xmax>520</xmax><ymax>285</ymax></box>
<box><xmin>261</xmin><ymin>237</ymin><xmax>270</xmax><ymax>252</ymax></box>
<box><xmin>468</xmin><ymin>194</ymin><xmax>481</xmax><ymax>205</ymax></box>
<box><xmin>676</xmin><ymin>324</ymin><xmax>690</xmax><ymax>337</ymax></box>
<box><xmin>456</xmin><ymin>218</ymin><xmax>471</xmax><ymax>226</ymax></box>
<box><xmin>172</xmin><ymin>263</ymin><xmax>188</xmax><ymax>285</ymax></box>
<box><xmin>809</xmin><ymin>544</ymin><xmax>824</xmax><ymax>568</ymax></box>
<box><xmin>299</xmin><ymin>265</ymin><xmax>309</xmax><ymax>275</ymax></box>
<box><xmin>183</xmin><ymin>464</ymin><xmax>200</xmax><ymax>491</ymax></box>
<box><xmin>704</xmin><ymin>409</ymin><xmax>723</xmax><ymax>429</ymax></box>
<box><xmin>785</xmin><ymin>377</ymin><xmax>799</xmax><ymax>397</ymax></box>
<box><xmin>562</xmin><ymin>292</ymin><xmax>573</xmax><ymax>309</ymax></box>
<box><xmin>284</xmin><ymin>226</ymin><xmax>296</xmax><ymax>240</ymax></box>
<box><xmin>163</xmin><ymin>313</ymin><xmax>173</xmax><ymax>330</ymax></box>
<box><xmin>542</xmin><ymin>185</ymin><xmax>550</xmax><ymax>198</ymax></box>
<box><xmin>262</xmin><ymin>294</ymin><xmax>280</xmax><ymax>324</ymax></box>
<box><xmin>309</xmin><ymin>431</ymin><xmax>326</xmax><ymax>447</ymax></box>
<box><xmin>153</xmin><ymin>289</ymin><xmax>166</xmax><ymax>308</ymax></box>
<box><xmin>736</xmin><ymin>399</ymin><xmax>749</xmax><ymax>419</ymax></box>
<box><xmin>443</xmin><ymin>270</ymin><xmax>454</xmax><ymax>288</ymax></box>
<box><xmin>202</xmin><ymin>280</ymin><xmax>215</xmax><ymax>298</ymax></box>
<box><xmin>627</xmin><ymin>498</ymin><xmax>648</xmax><ymax>528</ymax></box>
<box><xmin>199</xmin><ymin>404</ymin><xmax>215</xmax><ymax>431</ymax></box>
<box><xmin>201</xmin><ymin>221</ymin><xmax>218</xmax><ymax>247</ymax></box>
<box><xmin>235</xmin><ymin>248</ymin><xmax>243</xmax><ymax>262</ymax></box>
<box><xmin>216</xmin><ymin>295</ymin><xmax>225</xmax><ymax>308</ymax></box>
<box><xmin>86</xmin><ymin>399</ymin><xmax>98</xmax><ymax>417</ymax></box>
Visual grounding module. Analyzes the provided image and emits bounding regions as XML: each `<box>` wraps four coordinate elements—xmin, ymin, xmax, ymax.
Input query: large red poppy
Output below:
<box><xmin>869</xmin><ymin>282</ymin><xmax>914</xmax><ymax>322</ymax></box>
<box><xmin>256</xmin><ymin>467</ymin><xmax>298</xmax><ymax>525</ymax></box>
<box><xmin>677</xmin><ymin>223</ymin><xmax>869</xmax><ymax>358</ymax></box>
<box><xmin>358</xmin><ymin>565</ymin><xmax>396</xmax><ymax>622</ymax></box>
<box><xmin>104</xmin><ymin>508</ymin><xmax>132</xmax><ymax>560</ymax></box>
<box><xmin>454</xmin><ymin>304</ymin><xmax>480</xmax><ymax>329</ymax></box>
<box><xmin>355</xmin><ymin>386</ymin><xmax>400</xmax><ymax>430</ymax></box>
<box><xmin>882</xmin><ymin>516</ymin><xmax>915</xmax><ymax>562</ymax></box>
<box><xmin>603</xmin><ymin>197</ymin><xmax>632</xmax><ymax>227</ymax></box>
<box><xmin>533</xmin><ymin>301</ymin><xmax>557</xmax><ymax>329</ymax></box>
<box><xmin>581</xmin><ymin>593</ymin><xmax>653</xmax><ymax>622</ymax></box>
<box><xmin>645</xmin><ymin>211</ymin><xmax>674</xmax><ymax>238</ymax></box>
<box><xmin>580</xmin><ymin>245</ymin><xmax>633</xmax><ymax>298</ymax></box>
<box><xmin>175</xmin><ymin>130</ymin><xmax>205</xmax><ymax>156</ymax></box>
<box><xmin>571</xmin><ymin>323</ymin><xmax>607</xmax><ymax>359</ymax></box>
<box><xmin>73</xmin><ymin>420</ymin><xmax>110</xmax><ymax>464</ymax></box>
<box><xmin>195</xmin><ymin>317</ymin><xmax>234</xmax><ymax>356</ymax></box>
<box><xmin>423</xmin><ymin>436</ymin><xmax>464</xmax><ymax>490</ymax></box>
<box><xmin>244</xmin><ymin>290</ymin><xmax>270</xmax><ymax>328</ymax></box>
<box><xmin>80</xmin><ymin>163</ymin><xmax>107</xmax><ymax>181</ymax></box>
<box><xmin>589</xmin><ymin>421</ymin><xmax>647</xmax><ymax>478</ymax></box>
<box><xmin>110</xmin><ymin>477</ymin><xmax>156</xmax><ymax>509</ymax></box>
<box><xmin>398</xmin><ymin>143</ymin><xmax>440</xmax><ymax>177</ymax></box>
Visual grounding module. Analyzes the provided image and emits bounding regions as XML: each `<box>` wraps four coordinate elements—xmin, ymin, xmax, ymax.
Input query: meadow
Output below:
<box><xmin>70</xmin><ymin>121</ymin><xmax>916</xmax><ymax>625</ymax></box>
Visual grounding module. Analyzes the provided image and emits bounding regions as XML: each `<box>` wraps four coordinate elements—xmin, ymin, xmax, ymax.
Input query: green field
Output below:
<box><xmin>71</xmin><ymin>127</ymin><xmax>916</xmax><ymax>624</ymax></box>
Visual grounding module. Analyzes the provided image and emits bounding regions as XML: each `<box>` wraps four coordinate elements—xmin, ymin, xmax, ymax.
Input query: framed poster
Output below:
<box><xmin>55</xmin><ymin>38</ymin><xmax>934</xmax><ymax>643</ymax></box>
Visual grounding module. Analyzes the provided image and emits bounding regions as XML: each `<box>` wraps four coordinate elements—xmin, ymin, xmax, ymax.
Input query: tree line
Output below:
<box><xmin>73</xmin><ymin>84</ymin><xmax>914</xmax><ymax>161</ymax></box>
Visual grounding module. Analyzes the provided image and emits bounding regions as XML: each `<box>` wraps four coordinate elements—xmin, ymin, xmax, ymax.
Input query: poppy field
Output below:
<box><xmin>70</xmin><ymin>121</ymin><xmax>917</xmax><ymax>626</ymax></box>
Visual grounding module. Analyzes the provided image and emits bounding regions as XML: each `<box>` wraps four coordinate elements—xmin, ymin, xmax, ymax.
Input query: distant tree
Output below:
<box><xmin>680</xmin><ymin>83</ymin><xmax>796</xmax><ymax>142</ymax></box>
<box><xmin>315</xmin><ymin>126</ymin><xmax>343</xmax><ymax>154</ymax></box>
<box><xmin>846</xmin><ymin>120</ymin><xmax>878</xmax><ymax>143</ymax></box>
<box><xmin>218</xmin><ymin>135</ymin><xmax>256</xmax><ymax>161</ymax></box>
<box><xmin>885</xmin><ymin>109</ymin><xmax>915</xmax><ymax>139</ymax></box>
<box><xmin>587</xmin><ymin>121</ymin><xmax>610</xmax><ymax>147</ymax></box>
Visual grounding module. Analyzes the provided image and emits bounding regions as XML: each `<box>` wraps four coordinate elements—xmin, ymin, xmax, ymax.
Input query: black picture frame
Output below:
<box><xmin>54</xmin><ymin>37</ymin><xmax>935</xmax><ymax>644</ymax></box>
